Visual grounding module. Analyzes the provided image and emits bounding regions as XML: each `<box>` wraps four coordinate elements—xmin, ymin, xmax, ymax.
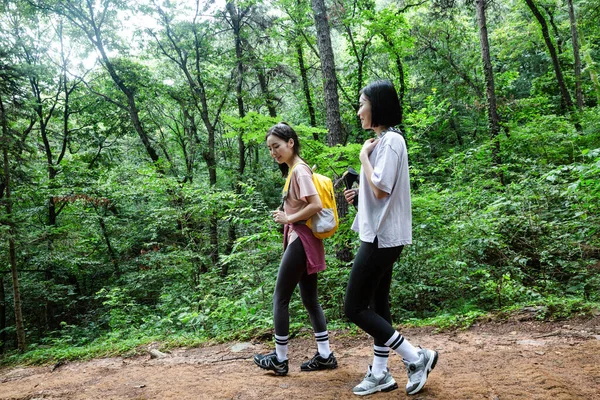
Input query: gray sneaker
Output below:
<box><xmin>403</xmin><ymin>347</ymin><xmax>438</xmax><ymax>395</ymax></box>
<box><xmin>352</xmin><ymin>365</ymin><xmax>398</xmax><ymax>396</ymax></box>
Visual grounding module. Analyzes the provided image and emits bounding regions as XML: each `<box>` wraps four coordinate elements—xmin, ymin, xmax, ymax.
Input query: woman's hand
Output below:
<box><xmin>359</xmin><ymin>137</ymin><xmax>389</xmax><ymax>200</ymax></box>
<box><xmin>272</xmin><ymin>210</ymin><xmax>290</xmax><ymax>225</ymax></box>
<box><xmin>344</xmin><ymin>188</ymin><xmax>357</xmax><ymax>205</ymax></box>
<box><xmin>360</xmin><ymin>138</ymin><xmax>379</xmax><ymax>162</ymax></box>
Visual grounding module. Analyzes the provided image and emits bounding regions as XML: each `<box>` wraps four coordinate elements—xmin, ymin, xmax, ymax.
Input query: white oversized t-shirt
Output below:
<box><xmin>351</xmin><ymin>130</ymin><xmax>412</xmax><ymax>248</ymax></box>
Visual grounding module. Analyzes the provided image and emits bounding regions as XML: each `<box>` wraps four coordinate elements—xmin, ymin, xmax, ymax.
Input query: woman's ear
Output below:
<box><xmin>288</xmin><ymin>138</ymin><xmax>295</xmax><ymax>148</ymax></box>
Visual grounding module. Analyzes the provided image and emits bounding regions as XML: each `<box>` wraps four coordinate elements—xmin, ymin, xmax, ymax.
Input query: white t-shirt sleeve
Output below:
<box><xmin>371</xmin><ymin>143</ymin><xmax>400</xmax><ymax>194</ymax></box>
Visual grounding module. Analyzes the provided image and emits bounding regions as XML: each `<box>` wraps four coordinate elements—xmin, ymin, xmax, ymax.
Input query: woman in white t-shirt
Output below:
<box><xmin>253</xmin><ymin>122</ymin><xmax>338</xmax><ymax>376</ymax></box>
<box><xmin>343</xmin><ymin>81</ymin><xmax>439</xmax><ymax>396</ymax></box>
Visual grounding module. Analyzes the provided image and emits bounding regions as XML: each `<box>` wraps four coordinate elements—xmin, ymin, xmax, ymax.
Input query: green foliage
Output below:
<box><xmin>536</xmin><ymin>297</ymin><xmax>600</xmax><ymax>321</ymax></box>
<box><xmin>2</xmin><ymin>0</ymin><xmax>600</xmax><ymax>366</ymax></box>
<box><xmin>405</xmin><ymin>310</ymin><xmax>487</xmax><ymax>332</ymax></box>
<box><xmin>224</xmin><ymin>112</ymin><xmax>279</xmax><ymax>145</ymax></box>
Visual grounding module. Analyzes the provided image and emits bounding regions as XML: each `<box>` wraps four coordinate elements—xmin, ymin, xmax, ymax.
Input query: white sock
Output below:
<box><xmin>315</xmin><ymin>331</ymin><xmax>331</xmax><ymax>358</ymax></box>
<box><xmin>275</xmin><ymin>334</ymin><xmax>289</xmax><ymax>361</ymax></box>
<box><xmin>371</xmin><ymin>345</ymin><xmax>390</xmax><ymax>377</ymax></box>
<box><xmin>385</xmin><ymin>331</ymin><xmax>420</xmax><ymax>362</ymax></box>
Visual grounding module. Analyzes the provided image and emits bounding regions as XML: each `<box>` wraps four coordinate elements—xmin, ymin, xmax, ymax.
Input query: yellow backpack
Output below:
<box><xmin>283</xmin><ymin>162</ymin><xmax>339</xmax><ymax>239</ymax></box>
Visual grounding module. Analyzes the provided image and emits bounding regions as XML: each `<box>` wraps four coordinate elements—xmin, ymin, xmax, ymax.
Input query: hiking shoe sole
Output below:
<box><xmin>352</xmin><ymin>366</ymin><xmax>398</xmax><ymax>396</ymax></box>
<box><xmin>354</xmin><ymin>381</ymin><xmax>398</xmax><ymax>396</ymax></box>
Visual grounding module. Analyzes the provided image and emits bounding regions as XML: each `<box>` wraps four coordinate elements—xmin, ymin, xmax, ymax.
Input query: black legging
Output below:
<box><xmin>344</xmin><ymin>238</ymin><xmax>403</xmax><ymax>346</ymax></box>
<box><xmin>273</xmin><ymin>238</ymin><xmax>327</xmax><ymax>337</ymax></box>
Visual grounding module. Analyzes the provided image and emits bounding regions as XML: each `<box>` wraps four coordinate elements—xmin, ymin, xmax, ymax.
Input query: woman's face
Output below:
<box><xmin>357</xmin><ymin>93</ymin><xmax>373</xmax><ymax>130</ymax></box>
<box><xmin>267</xmin><ymin>134</ymin><xmax>295</xmax><ymax>165</ymax></box>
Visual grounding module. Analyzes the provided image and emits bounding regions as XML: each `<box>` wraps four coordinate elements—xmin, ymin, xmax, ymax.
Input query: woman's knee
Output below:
<box><xmin>344</xmin><ymin>298</ymin><xmax>361</xmax><ymax>322</ymax></box>
<box><xmin>273</xmin><ymin>293</ymin><xmax>291</xmax><ymax>311</ymax></box>
<box><xmin>301</xmin><ymin>296</ymin><xmax>320</xmax><ymax>312</ymax></box>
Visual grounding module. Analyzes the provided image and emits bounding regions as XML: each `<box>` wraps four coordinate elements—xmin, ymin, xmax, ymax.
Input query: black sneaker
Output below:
<box><xmin>253</xmin><ymin>352</ymin><xmax>289</xmax><ymax>376</ymax></box>
<box><xmin>300</xmin><ymin>352</ymin><xmax>338</xmax><ymax>371</ymax></box>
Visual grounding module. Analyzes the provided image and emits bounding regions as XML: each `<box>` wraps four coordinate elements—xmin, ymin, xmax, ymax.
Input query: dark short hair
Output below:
<box><xmin>360</xmin><ymin>80</ymin><xmax>402</xmax><ymax>128</ymax></box>
<box><xmin>265</xmin><ymin>122</ymin><xmax>301</xmax><ymax>177</ymax></box>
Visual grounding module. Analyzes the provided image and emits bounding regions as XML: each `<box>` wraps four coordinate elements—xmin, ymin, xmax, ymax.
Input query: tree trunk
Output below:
<box><xmin>450</xmin><ymin>117</ymin><xmax>463</xmax><ymax>146</ymax></box>
<box><xmin>191</xmin><ymin>21</ymin><xmax>220</xmax><ymax>269</ymax></box>
<box><xmin>567</xmin><ymin>0</ymin><xmax>583</xmax><ymax>109</ymax></box>
<box><xmin>226</xmin><ymin>2</ymin><xmax>247</xmax><ymax>174</ymax></box>
<box><xmin>4</xmin><ymin>149</ymin><xmax>25</xmax><ymax>352</ymax></box>
<box><xmin>209</xmin><ymin>214</ymin><xmax>219</xmax><ymax>268</ymax></box>
<box><xmin>543</xmin><ymin>5</ymin><xmax>564</xmax><ymax>55</ymax></box>
<box><xmin>256</xmin><ymin>68</ymin><xmax>277</xmax><ymax>117</ymax></box>
<box><xmin>30</xmin><ymin>75</ymin><xmax>62</xmax><ymax>331</ymax></box>
<box><xmin>0</xmin><ymin>98</ymin><xmax>26</xmax><ymax>352</ymax></box>
<box><xmin>96</xmin><ymin>43</ymin><xmax>160</xmax><ymax>164</ymax></box>
<box><xmin>0</xmin><ymin>275</ymin><xmax>6</xmax><ymax>353</ymax></box>
<box><xmin>310</xmin><ymin>0</ymin><xmax>344</xmax><ymax>145</ymax></box>
<box><xmin>99</xmin><ymin>215</ymin><xmax>119</xmax><ymax>277</ymax></box>
<box><xmin>226</xmin><ymin>1</ymin><xmax>251</xmax><ymax>276</ymax></box>
<box><xmin>294</xmin><ymin>0</ymin><xmax>317</xmax><ymax>132</ymax></box>
<box><xmin>344</xmin><ymin>26</ymin><xmax>370</xmax><ymax>114</ymax></box>
<box><xmin>296</xmin><ymin>40</ymin><xmax>317</xmax><ymax>132</ymax></box>
<box><xmin>381</xmin><ymin>34</ymin><xmax>406</xmax><ymax>129</ymax></box>
<box><xmin>152</xmin><ymin>3</ymin><xmax>224</xmax><ymax>267</ymax></box>
<box><xmin>191</xmin><ymin>30</ymin><xmax>219</xmax><ymax>187</ymax></box>
<box><xmin>179</xmin><ymin>105</ymin><xmax>195</xmax><ymax>183</ymax></box>
<box><xmin>524</xmin><ymin>0</ymin><xmax>574</xmax><ymax>112</ymax></box>
<box><xmin>394</xmin><ymin>54</ymin><xmax>405</xmax><ymax>129</ymax></box>
<box><xmin>580</xmin><ymin>33</ymin><xmax>600</xmax><ymax>105</ymax></box>
<box><xmin>476</xmin><ymin>0</ymin><xmax>503</xmax><ymax>185</ymax></box>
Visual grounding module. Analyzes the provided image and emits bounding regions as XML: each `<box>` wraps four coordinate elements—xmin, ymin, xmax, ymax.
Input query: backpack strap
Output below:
<box><xmin>283</xmin><ymin>162</ymin><xmax>311</xmax><ymax>196</ymax></box>
<box><xmin>281</xmin><ymin>162</ymin><xmax>311</xmax><ymax>210</ymax></box>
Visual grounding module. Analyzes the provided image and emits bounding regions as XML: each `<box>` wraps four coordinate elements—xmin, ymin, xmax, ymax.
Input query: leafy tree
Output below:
<box><xmin>278</xmin><ymin>0</ymin><xmax>320</xmax><ymax>130</ymax></box>
<box><xmin>40</xmin><ymin>0</ymin><xmax>163</xmax><ymax>165</ymax></box>
<box><xmin>523</xmin><ymin>0</ymin><xmax>575</xmax><ymax>112</ymax></box>
<box><xmin>0</xmin><ymin>0</ymin><xmax>597</xmax><ymax>356</ymax></box>
<box><xmin>475</xmin><ymin>0</ymin><xmax>502</xmax><ymax>184</ymax></box>
<box><xmin>567</xmin><ymin>0</ymin><xmax>583</xmax><ymax>109</ymax></box>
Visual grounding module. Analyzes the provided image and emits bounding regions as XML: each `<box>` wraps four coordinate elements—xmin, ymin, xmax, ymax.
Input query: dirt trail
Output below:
<box><xmin>1</xmin><ymin>315</ymin><xmax>600</xmax><ymax>400</ymax></box>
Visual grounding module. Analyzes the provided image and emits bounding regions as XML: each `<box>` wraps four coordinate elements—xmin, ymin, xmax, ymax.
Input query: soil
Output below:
<box><xmin>1</xmin><ymin>314</ymin><xmax>600</xmax><ymax>400</ymax></box>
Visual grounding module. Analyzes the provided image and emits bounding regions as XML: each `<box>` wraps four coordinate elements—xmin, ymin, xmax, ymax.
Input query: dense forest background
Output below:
<box><xmin>0</xmin><ymin>0</ymin><xmax>599</xmax><ymax>362</ymax></box>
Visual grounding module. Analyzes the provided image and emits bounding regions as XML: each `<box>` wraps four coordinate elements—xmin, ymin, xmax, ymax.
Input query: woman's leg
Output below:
<box><xmin>370</xmin><ymin>264</ymin><xmax>394</xmax><ymax>376</ymax></box>
<box><xmin>346</xmin><ymin>241</ymin><xmax>403</xmax><ymax>394</ymax></box>
<box><xmin>371</xmin><ymin>261</ymin><xmax>394</xmax><ymax>331</ymax></box>
<box><xmin>345</xmin><ymin>240</ymin><xmax>420</xmax><ymax>360</ymax></box>
<box><xmin>344</xmin><ymin>239</ymin><xmax>402</xmax><ymax>342</ymax></box>
<box><xmin>298</xmin><ymin>270</ymin><xmax>326</xmax><ymax>333</ymax></box>
<box><xmin>254</xmin><ymin>239</ymin><xmax>307</xmax><ymax>375</ymax></box>
<box><xmin>272</xmin><ymin>239</ymin><xmax>310</xmax><ymax>360</ymax></box>
<box><xmin>299</xmin><ymin>266</ymin><xmax>331</xmax><ymax>358</ymax></box>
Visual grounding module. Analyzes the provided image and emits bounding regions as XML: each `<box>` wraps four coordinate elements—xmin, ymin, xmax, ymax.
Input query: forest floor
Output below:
<box><xmin>1</xmin><ymin>313</ymin><xmax>600</xmax><ymax>400</ymax></box>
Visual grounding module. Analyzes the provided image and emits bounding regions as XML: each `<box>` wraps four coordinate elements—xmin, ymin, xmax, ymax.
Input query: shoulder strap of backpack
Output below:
<box><xmin>283</xmin><ymin>162</ymin><xmax>311</xmax><ymax>194</ymax></box>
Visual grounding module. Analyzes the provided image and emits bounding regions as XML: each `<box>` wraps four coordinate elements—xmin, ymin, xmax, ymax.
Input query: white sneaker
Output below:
<box><xmin>403</xmin><ymin>347</ymin><xmax>438</xmax><ymax>395</ymax></box>
<box><xmin>352</xmin><ymin>365</ymin><xmax>398</xmax><ymax>396</ymax></box>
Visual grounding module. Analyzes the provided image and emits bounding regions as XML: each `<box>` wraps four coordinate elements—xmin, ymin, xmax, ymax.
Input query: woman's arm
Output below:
<box><xmin>272</xmin><ymin>194</ymin><xmax>322</xmax><ymax>225</ymax></box>
<box><xmin>360</xmin><ymin>139</ymin><xmax>389</xmax><ymax>200</ymax></box>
